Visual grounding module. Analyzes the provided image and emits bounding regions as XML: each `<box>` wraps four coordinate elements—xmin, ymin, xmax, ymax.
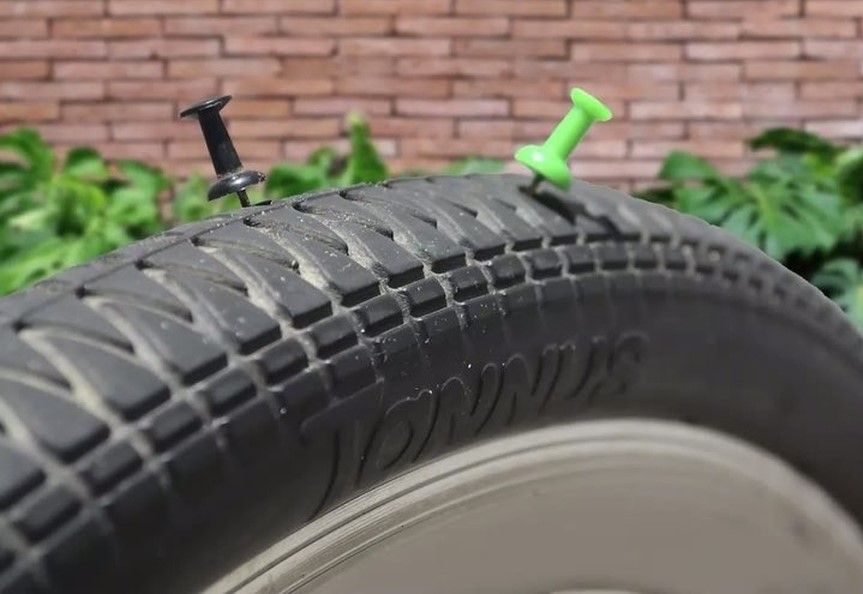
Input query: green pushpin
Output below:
<box><xmin>515</xmin><ymin>87</ymin><xmax>612</xmax><ymax>193</ymax></box>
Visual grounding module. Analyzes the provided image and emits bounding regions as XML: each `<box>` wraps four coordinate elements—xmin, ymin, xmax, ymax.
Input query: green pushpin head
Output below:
<box><xmin>515</xmin><ymin>87</ymin><xmax>613</xmax><ymax>191</ymax></box>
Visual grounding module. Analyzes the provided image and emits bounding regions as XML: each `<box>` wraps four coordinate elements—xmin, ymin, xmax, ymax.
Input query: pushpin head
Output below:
<box><xmin>515</xmin><ymin>87</ymin><xmax>612</xmax><ymax>190</ymax></box>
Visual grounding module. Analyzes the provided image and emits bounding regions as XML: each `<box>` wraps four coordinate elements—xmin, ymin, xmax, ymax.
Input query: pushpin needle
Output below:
<box><xmin>515</xmin><ymin>87</ymin><xmax>613</xmax><ymax>194</ymax></box>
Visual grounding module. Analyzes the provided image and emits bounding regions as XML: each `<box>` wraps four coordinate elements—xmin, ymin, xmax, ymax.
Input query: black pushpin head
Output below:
<box><xmin>180</xmin><ymin>95</ymin><xmax>265</xmax><ymax>208</ymax></box>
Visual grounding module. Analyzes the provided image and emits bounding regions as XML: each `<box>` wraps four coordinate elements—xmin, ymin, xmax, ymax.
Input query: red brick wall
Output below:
<box><xmin>0</xmin><ymin>0</ymin><xmax>861</xmax><ymax>189</ymax></box>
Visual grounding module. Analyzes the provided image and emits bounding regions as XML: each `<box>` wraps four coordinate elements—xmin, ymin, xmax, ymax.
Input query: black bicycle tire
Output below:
<box><xmin>0</xmin><ymin>173</ymin><xmax>859</xmax><ymax>593</ymax></box>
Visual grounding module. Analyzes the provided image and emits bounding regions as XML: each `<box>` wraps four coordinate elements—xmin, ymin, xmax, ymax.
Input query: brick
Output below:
<box><xmin>55</xmin><ymin>60</ymin><xmax>162</xmax><ymax>80</ymax></box>
<box><xmin>688</xmin><ymin>1</ymin><xmax>800</xmax><ymax>19</ymax></box>
<box><xmin>0</xmin><ymin>40</ymin><xmax>105</xmax><ymax>58</ymax></box>
<box><xmin>689</xmin><ymin>121</ymin><xmax>793</xmax><ymax>139</ymax></box>
<box><xmin>631</xmin><ymin>140</ymin><xmax>745</xmax><ymax>159</ymax></box>
<box><xmin>628</xmin><ymin>21</ymin><xmax>739</xmax><ymax>40</ymax></box>
<box><xmin>744</xmin><ymin>100</ymin><xmax>858</xmax><ymax>118</ymax></box>
<box><xmin>572</xmin><ymin>42</ymin><xmax>682</xmax><ymax>62</ymax></box>
<box><xmin>340</xmin><ymin>38</ymin><xmax>451</xmax><ymax>56</ymax></box>
<box><xmin>108</xmin><ymin>79</ymin><xmax>219</xmax><ymax>102</ymax></box>
<box><xmin>283</xmin><ymin>57</ymin><xmax>396</xmax><ymax>77</ymax></box>
<box><xmin>294</xmin><ymin>98</ymin><xmax>392</xmax><ymax>116</ymax></box>
<box><xmin>165</xmin><ymin>16</ymin><xmax>277</xmax><ymax>36</ymax></box>
<box><xmin>337</xmin><ymin>77</ymin><xmax>450</xmax><ymax>98</ymax></box>
<box><xmin>219</xmin><ymin>100</ymin><xmax>290</xmax><ymax>118</ymax></box>
<box><xmin>453</xmin><ymin>79</ymin><xmax>564</xmax><ymax>99</ymax></box>
<box><xmin>586</xmin><ymin>121</ymin><xmax>687</xmax><ymax>140</ymax></box>
<box><xmin>369</xmin><ymin>117</ymin><xmax>456</xmax><ymax>138</ymax></box>
<box><xmin>685</xmin><ymin>82</ymin><xmax>795</xmax><ymax>101</ymax></box>
<box><xmin>513</xmin><ymin>20</ymin><xmax>627</xmax><ymax>38</ymax></box>
<box><xmin>223</xmin><ymin>0</ymin><xmax>336</xmax><ymax>13</ymax></box>
<box><xmin>563</xmin><ymin>82</ymin><xmax>680</xmax><ymax>101</ymax></box>
<box><xmin>0</xmin><ymin>19</ymin><xmax>48</xmax><ymax>38</ymax></box>
<box><xmin>514</xmin><ymin>61</ymin><xmax>629</xmax><ymax>81</ymax></box>
<box><xmin>224</xmin><ymin>37</ymin><xmax>334</xmax><ymax>56</ymax></box>
<box><xmin>168</xmin><ymin>140</ymin><xmax>281</xmax><ymax>160</ymax></box>
<box><xmin>341</xmin><ymin>0</ymin><xmax>450</xmax><ymax>15</ymax></box>
<box><xmin>744</xmin><ymin>60</ymin><xmax>859</xmax><ymax>80</ymax></box>
<box><xmin>62</xmin><ymin>102</ymin><xmax>173</xmax><ymax>122</ymax></box>
<box><xmin>466</xmin><ymin>118</ymin><xmax>648</xmax><ymax>143</ymax></box>
<box><xmin>229</xmin><ymin>119</ymin><xmax>342</xmax><ymax>139</ymax></box>
<box><xmin>570</xmin><ymin>160</ymin><xmax>664</xmax><ymax>180</ymax></box>
<box><xmin>806</xmin><ymin>120</ymin><xmax>863</xmax><ymax>138</ymax></box>
<box><xmin>108</xmin><ymin>0</ymin><xmax>218</xmax><ymax>15</ymax></box>
<box><xmin>800</xmin><ymin>81</ymin><xmax>863</xmax><ymax>100</ymax></box>
<box><xmin>40</xmin><ymin>123</ymin><xmax>109</xmax><ymax>143</ymax></box>
<box><xmin>222</xmin><ymin>78</ymin><xmax>334</xmax><ymax>97</ymax></box>
<box><xmin>457</xmin><ymin>119</ymin><xmax>514</xmax><ymax>138</ymax></box>
<box><xmin>513</xmin><ymin>99</ymin><xmax>627</xmax><ymax>118</ymax></box>
<box><xmin>402</xmin><ymin>137</ymin><xmax>515</xmax><ymax>159</ymax></box>
<box><xmin>160</xmin><ymin>159</ymin><xmax>214</xmax><ymax>178</ymax></box>
<box><xmin>397</xmin><ymin>99</ymin><xmax>508</xmax><ymax>117</ymax></box>
<box><xmin>629</xmin><ymin>62</ymin><xmax>742</xmax><ymax>81</ymax></box>
<box><xmin>455</xmin><ymin>39</ymin><xmax>567</xmax><ymax>58</ymax></box>
<box><xmin>572</xmin><ymin>1</ymin><xmax>683</xmax><ymax>18</ymax></box>
<box><xmin>112</xmin><ymin>122</ymin><xmax>199</xmax><ymax>141</ymax></box>
<box><xmin>168</xmin><ymin>58</ymin><xmax>282</xmax><ymax>78</ymax></box>
<box><xmin>806</xmin><ymin>1</ymin><xmax>863</xmax><ymax>16</ymax></box>
<box><xmin>109</xmin><ymin>39</ymin><xmax>219</xmax><ymax>59</ymax></box>
<box><xmin>0</xmin><ymin>1</ymin><xmax>103</xmax><ymax>17</ymax></box>
<box><xmin>804</xmin><ymin>40</ymin><xmax>863</xmax><ymax>59</ymax></box>
<box><xmin>283</xmin><ymin>139</ymin><xmax>348</xmax><ymax>161</ymax></box>
<box><xmin>741</xmin><ymin>19</ymin><xmax>857</xmax><ymax>38</ymax></box>
<box><xmin>686</xmin><ymin>41</ymin><xmax>801</xmax><ymax>60</ymax></box>
<box><xmin>455</xmin><ymin>0</ymin><xmax>567</xmax><ymax>16</ymax></box>
<box><xmin>0</xmin><ymin>61</ymin><xmax>49</xmax><ymax>80</ymax></box>
<box><xmin>0</xmin><ymin>102</ymin><xmax>58</xmax><ymax>122</ymax></box>
<box><xmin>396</xmin><ymin>17</ymin><xmax>508</xmax><ymax>36</ymax></box>
<box><xmin>557</xmin><ymin>139</ymin><xmax>628</xmax><ymax>158</ymax></box>
<box><xmin>0</xmin><ymin>81</ymin><xmax>104</xmax><ymax>101</ymax></box>
<box><xmin>281</xmin><ymin>17</ymin><xmax>392</xmax><ymax>36</ymax></box>
<box><xmin>398</xmin><ymin>57</ymin><xmax>512</xmax><ymax>77</ymax></box>
<box><xmin>94</xmin><ymin>142</ymin><xmax>164</xmax><ymax>161</ymax></box>
<box><xmin>53</xmin><ymin>17</ymin><xmax>159</xmax><ymax>38</ymax></box>
<box><xmin>630</xmin><ymin>101</ymin><xmax>743</xmax><ymax>120</ymax></box>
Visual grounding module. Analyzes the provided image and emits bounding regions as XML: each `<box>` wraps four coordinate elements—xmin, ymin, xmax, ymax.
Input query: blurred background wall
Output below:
<box><xmin>0</xmin><ymin>0</ymin><xmax>861</xmax><ymax>190</ymax></box>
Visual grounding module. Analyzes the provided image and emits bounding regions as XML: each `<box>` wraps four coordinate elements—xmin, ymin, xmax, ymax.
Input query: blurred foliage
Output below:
<box><xmin>640</xmin><ymin>127</ymin><xmax>863</xmax><ymax>328</ymax></box>
<box><xmin>0</xmin><ymin>116</ymin><xmax>501</xmax><ymax>294</ymax></box>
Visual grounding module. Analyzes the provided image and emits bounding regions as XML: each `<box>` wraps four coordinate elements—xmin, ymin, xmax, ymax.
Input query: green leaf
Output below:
<box><xmin>0</xmin><ymin>128</ymin><xmax>54</xmax><ymax>181</ymax></box>
<box><xmin>440</xmin><ymin>157</ymin><xmax>504</xmax><ymax>176</ymax></box>
<box><xmin>339</xmin><ymin>113</ymin><xmax>388</xmax><ymax>185</ymax></box>
<box><xmin>116</xmin><ymin>160</ymin><xmax>170</xmax><ymax>196</ymax></box>
<box><xmin>265</xmin><ymin>163</ymin><xmax>328</xmax><ymax>198</ymax></box>
<box><xmin>659</xmin><ymin>151</ymin><xmax>722</xmax><ymax>182</ymax></box>
<box><xmin>836</xmin><ymin>147</ymin><xmax>863</xmax><ymax>203</ymax></box>
<box><xmin>813</xmin><ymin>259</ymin><xmax>863</xmax><ymax>328</ymax></box>
<box><xmin>62</xmin><ymin>147</ymin><xmax>108</xmax><ymax>179</ymax></box>
<box><xmin>749</xmin><ymin>127</ymin><xmax>841</xmax><ymax>157</ymax></box>
<box><xmin>172</xmin><ymin>174</ymin><xmax>214</xmax><ymax>223</ymax></box>
<box><xmin>0</xmin><ymin>236</ymin><xmax>69</xmax><ymax>294</ymax></box>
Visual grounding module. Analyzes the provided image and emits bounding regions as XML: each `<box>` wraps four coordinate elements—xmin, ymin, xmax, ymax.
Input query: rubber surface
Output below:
<box><xmin>0</xmin><ymin>174</ymin><xmax>859</xmax><ymax>592</ymax></box>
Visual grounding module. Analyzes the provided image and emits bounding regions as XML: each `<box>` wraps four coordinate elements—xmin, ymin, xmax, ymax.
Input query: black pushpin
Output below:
<box><xmin>180</xmin><ymin>95</ymin><xmax>264</xmax><ymax>208</ymax></box>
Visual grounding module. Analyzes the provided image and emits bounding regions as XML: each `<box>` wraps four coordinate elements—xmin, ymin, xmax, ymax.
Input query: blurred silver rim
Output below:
<box><xmin>207</xmin><ymin>420</ymin><xmax>863</xmax><ymax>594</ymax></box>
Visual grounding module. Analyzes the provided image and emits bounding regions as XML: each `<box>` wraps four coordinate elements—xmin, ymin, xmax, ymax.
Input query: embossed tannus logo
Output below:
<box><xmin>305</xmin><ymin>332</ymin><xmax>647</xmax><ymax>511</ymax></box>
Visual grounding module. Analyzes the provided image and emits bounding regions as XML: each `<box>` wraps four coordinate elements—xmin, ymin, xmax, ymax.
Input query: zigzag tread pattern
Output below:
<box><xmin>0</xmin><ymin>174</ymin><xmax>856</xmax><ymax>592</ymax></box>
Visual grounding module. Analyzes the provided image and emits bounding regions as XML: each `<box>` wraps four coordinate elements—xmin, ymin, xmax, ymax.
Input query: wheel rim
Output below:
<box><xmin>208</xmin><ymin>420</ymin><xmax>863</xmax><ymax>594</ymax></box>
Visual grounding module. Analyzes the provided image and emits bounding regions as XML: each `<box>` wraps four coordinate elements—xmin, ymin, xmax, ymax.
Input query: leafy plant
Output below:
<box><xmin>0</xmin><ymin>129</ymin><xmax>169</xmax><ymax>292</ymax></box>
<box><xmin>0</xmin><ymin>116</ymin><xmax>503</xmax><ymax>294</ymax></box>
<box><xmin>642</xmin><ymin>127</ymin><xmax>863</xmax><ymax>327</ymax></box>
<box><xmin>813</xmin><ymin>259</ymin><xmax>863</xmax><ymax>328</ymax></box>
